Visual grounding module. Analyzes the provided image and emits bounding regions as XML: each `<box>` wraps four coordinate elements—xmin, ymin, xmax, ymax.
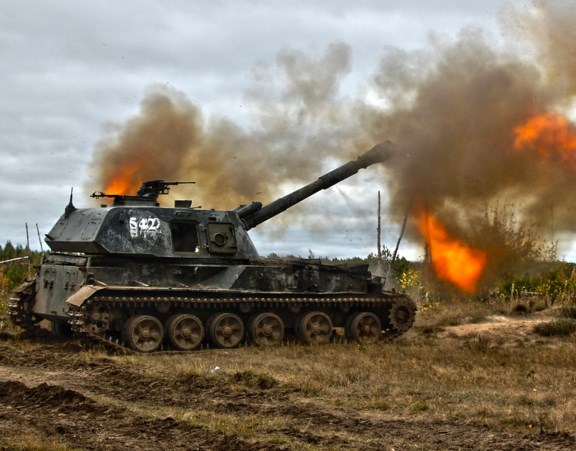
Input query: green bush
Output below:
<box><xmin>496</xmin><ymin>263</ymin><xmax>576</xmax><ymax>305</ymax></box>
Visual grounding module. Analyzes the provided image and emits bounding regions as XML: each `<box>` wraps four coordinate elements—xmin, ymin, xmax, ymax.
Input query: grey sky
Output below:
<box><xmin>0</xmin><ymin>1</ymin><xmax>514</xmax><ymax>258</ymax></box>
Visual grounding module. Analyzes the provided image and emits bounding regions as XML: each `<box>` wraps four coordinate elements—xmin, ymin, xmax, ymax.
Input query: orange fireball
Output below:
<box><xmin>513</xmin><ymin>112</ymin><xmax>576</xmax><ymax>168</ymax></box>
<box><xmin>103</xmin><ymin>162</ymin><xmax>143</xmax><ymax>195</ymax></box>
<box><xmin>417</xmin><ymin>211</ymin><xmax>487</xmax><ymax>293</ymax></box>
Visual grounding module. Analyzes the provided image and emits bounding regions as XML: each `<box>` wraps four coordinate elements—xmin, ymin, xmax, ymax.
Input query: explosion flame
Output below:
<box><xmin>514</xmin><ymin>112</ymin><xmax>576</xmax><ymax>168</ymax></box>
<box><xmin>102</xmin><ymin>162</ymin><xmax>143</xmax><ymax>195</ymax></box>
<box><xmin>417</xmin><ymin>211</ymin><xmax>487</xmax><ymax>293</ymax></box>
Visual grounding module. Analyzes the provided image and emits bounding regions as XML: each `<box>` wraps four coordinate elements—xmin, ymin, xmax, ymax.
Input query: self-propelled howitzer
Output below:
<box><xmin>9</xmin><ymin>140</ymin><xmax>416</xmax><ymax>352</ymax></box>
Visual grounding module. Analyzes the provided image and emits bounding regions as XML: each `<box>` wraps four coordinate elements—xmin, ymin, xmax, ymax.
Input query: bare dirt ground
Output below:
<box><xmin>0</xmin><ymin>315</ymin><xmax>575</xmax><ymax>450</ymax></box>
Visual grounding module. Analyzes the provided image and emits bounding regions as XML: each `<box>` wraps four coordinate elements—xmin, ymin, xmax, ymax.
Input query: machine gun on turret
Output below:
<box><xmin>91</xmin><ymin>180</ymin><xmax>195</xmax><ymax>206</ymax></box>
<box><xmin>136</xmin><ymin>180</ymin><xmax>195</xmax><ymax>197</ymax></box>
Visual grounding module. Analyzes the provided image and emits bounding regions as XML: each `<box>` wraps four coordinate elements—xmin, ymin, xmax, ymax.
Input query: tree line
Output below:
<box><xmin>0</xmin><ymin>241</ymin><xmax>43</xmax><ymax>290</ymax></box>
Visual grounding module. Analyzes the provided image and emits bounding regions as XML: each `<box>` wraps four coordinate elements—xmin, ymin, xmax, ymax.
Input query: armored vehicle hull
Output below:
<box><xmin>10</xmin><ymin>141</ymin><xmax>416</xmax><ymax>352</ymax></box>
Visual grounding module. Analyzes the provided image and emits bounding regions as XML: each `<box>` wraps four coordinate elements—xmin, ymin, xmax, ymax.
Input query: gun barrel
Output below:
<box><xmin>242</xmin><ymin>140</ymin><xmax>394</xmax><ymax>230</ymax></box>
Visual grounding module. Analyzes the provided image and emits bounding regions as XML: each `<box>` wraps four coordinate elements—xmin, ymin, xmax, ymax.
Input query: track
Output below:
<box><xmin>66</xmin><ymin>291</ymin><xmax>417</xmax><ymax>352</ymax></box>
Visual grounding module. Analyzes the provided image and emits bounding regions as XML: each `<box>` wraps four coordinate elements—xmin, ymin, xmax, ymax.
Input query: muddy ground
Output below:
<box><xmin>0</xmin><ymin>318</ymin><xmax>575</xmax><ymax>450</ymax></box>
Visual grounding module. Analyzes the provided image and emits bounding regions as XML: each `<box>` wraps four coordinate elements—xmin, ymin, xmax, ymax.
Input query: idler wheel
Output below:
<box><xmin>165</xmin><ymin>314</ymin><xmax>204</xmax><ymax>351</ymax></box>
<box><xmin>207</xmin><ymin>313</ymin><xmax>245</xmax><ymax>349</ymax></box>
<box><xmin>248</xmin><ymin>312</ymin><xmax>284</xmax><ymax>346</ymax></box>
<box><xmin>388</xmin><ymin>297</ymin><xmax>417</xmax><ymax>333</ymax></box>
<box><xmin>297</xmin><ymin>311</ymin><xmax>333</xmax><ymax>345</ymax></box>
<box><xmin>345</xmin><ymin>312</ymin><xmax>382</xmax><ymax>344</ymax></box>
<box><xmin>122</xmin><ymin>315</ymin><xmax>164</xmax><ymax>353</ymax></box>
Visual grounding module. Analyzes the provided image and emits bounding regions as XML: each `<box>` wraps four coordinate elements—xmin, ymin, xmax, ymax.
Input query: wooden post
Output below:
<box><xmin>36</xmin><ymin>223</ymin><xmax>44</xmax><ymax>253</ymax></box>
<box><xmin>25</xmin><ymin>223</ymin><xmax>30</xmax><ymax>250</ymax></box>
<box><xmin>377</xmin><ymin>191</ymin><xmax>382</xmax><ymax>260</ymax></box>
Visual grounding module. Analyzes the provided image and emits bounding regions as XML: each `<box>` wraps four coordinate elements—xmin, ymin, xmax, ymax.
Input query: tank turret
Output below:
<box><xmin>9</xmin><ymin>140</ymin><xmax>416</xmax><ymax>352</ymax></box>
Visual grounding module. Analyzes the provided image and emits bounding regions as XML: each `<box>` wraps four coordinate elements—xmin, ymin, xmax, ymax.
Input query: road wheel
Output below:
<box><xmin>248</xmin><ymin>312</ymin><xmax>284</xmax><ymax>346</ymax></box>
<box><xmin>296</xmin><ymin>311</ymin><xmax>332</xmax><ymax>345</ymax></box>
<box><xmin>165</xmin><ymin>314</ymin><xmax>204</xmax><ymax>351</ymax></box>
<box><xmin>345</xmin><ymin>312</ymin><xmax>381</xmax><ymax>343</ymax></box>
<box><xmin>122</xmin><ymin>315</ymin><xmax>164</xmax><ymax>352</ymax></box>
<box><xmin>207</xmin><ymin>313</ymin><xmax>244</xmax><ymax>349</ymax></box>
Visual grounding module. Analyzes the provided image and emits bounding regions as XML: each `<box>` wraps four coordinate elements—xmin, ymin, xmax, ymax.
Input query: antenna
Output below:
<box><xmin>65</xmin><ymin>187</ymin><xmax>76</xmax><ymax>218</ymax></box>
